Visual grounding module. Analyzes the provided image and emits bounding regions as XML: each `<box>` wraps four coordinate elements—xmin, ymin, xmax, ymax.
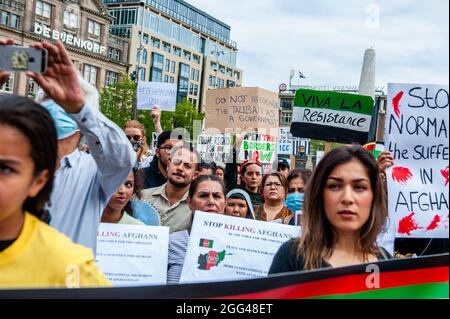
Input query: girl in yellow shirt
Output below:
<box><xmin>0</xmin><ymin>94</ymin><xmax>110</xmax><ymax>288</ymax></box>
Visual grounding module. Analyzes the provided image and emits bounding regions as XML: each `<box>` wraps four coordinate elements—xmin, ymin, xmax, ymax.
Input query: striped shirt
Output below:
<box><xmin>167</xmin><ymin>230</ymin><xmax>189</xmax><ymax>284</ymax></box>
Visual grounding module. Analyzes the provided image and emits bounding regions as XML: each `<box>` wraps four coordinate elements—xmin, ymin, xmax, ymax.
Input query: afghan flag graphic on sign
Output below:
<box><xmin>197</xmin><ymin>250</ymin><xmax>227</xmax><ymax>271</ymax></box>
<box><xmin>199</xmin><ymin>238</ymin><xmax>214</xmax><ymax>248</ymax></box>
<box><xmin>290</xmin><ymin>89</ymin><xmax>374</xmax><ymax>145</ymax></box>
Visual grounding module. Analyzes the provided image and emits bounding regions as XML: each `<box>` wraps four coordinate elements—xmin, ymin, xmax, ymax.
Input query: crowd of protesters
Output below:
<box><xmin>0</xmin><ymin>38</ymin><xmax>447</xmax><ymax>288</ymax></box>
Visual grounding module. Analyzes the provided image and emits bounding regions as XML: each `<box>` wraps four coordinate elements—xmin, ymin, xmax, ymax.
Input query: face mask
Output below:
<box><xmin>285</xmin><ymin>192</ymin><xmax>304</xmax><ymax>213</ymax></box>
<box><xmin>130</xmin><ymin>139</ymin><xmax>143</xmax><ymax>152</ymax></box>
<box><xmin>41</xmin><ymin>100</ymin><xmax>79</xmax><ymax>140</ymax></box>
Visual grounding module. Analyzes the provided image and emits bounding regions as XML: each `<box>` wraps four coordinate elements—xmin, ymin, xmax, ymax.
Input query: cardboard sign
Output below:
<box><xmin>196</xmin><ymin>134</ymin><xmax>232</xmax><ymax>165</ymax></box>
<box><xmin>96</xmin><ymin>223</ymin><xmax>170</xmax><ymax>286</ymax></box>
<box><xmin>291</xmin><ymin>89</ymin><xmax>374</xmax><ymax>144</ymax></box>
<box><xmin>137</xmin><ymin>82</ymin><xmax>177</xmax><ymax>111</ymax></box>
<box><xmin>385</xmin><ymin>83</ymin><xmax>449</xmax><ymax>238</ymax></box>
<box><xmin>205</xmin><ymin>87</ymin><xmax>280</xmax><ymax>133</ymax></box>
<box><xmin>180</xmin><ymin>212</ymin><xmax>300</xmax><ymax>283</ymax></box>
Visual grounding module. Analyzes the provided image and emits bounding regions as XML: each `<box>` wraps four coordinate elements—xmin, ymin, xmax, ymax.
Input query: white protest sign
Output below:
<box><xmin>180</xmin><ymin>212</ymin><xmax>300</xmax><ymax>283</ymax></box>
<box><xmin>96</xmin><ymin>223</ymin><xmax>169</xmax><ymax>286</ymax></box>
<box><xmin>239</xmin><ymin>132</ymin><xmax>277</xmax><ymax>164</ymax></box>
<box><xmin>137</xmin><ymin>82</ymin><xmax>177</xmax><ymax>111</ymax></box>
<box><xmin>197</xmin><ymin>134</ymin><xmax>232</xmax><ymax>165</ymax></box>
<box><xmin>278</xmin><ymin>128</ymin><xmax>293</xmax><ymax>155</ymax></box>
<box><xmin>385</xmin><ymin>83</ymin><xmax>449</xmax><ymax>238</ymax></box>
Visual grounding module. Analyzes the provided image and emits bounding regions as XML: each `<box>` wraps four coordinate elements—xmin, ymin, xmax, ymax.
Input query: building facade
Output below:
<box><xmin>103</xmin><ymin>0</ymin><xmax>242</xmax><ymax>111</ymax></box>
<box><xmin>0</xmin><ymin>0</ymin><xmax>129</xmax><ymax>97</ymax></box>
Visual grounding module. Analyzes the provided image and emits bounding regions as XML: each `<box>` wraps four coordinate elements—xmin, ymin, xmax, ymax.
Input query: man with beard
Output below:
<box><xmin>140</xmin><ymin>143</ymin><xmax>200</xmax><ymax>233</ymax></box>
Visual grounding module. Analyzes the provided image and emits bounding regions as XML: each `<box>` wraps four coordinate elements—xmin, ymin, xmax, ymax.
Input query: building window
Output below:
<box><xmin>195</xmin><ymin>70</ymin><xmax>200</xmax><ymax>82</ymax></box>
<box><xmin>36</xmin><ymin>1</ymin><xmax>51</xmax><ymax>18</ymax></box>
<box><xmin>151</xmin><ymin>37</ymin><xmax>160</xmax><ymax>48</ymax></box>
<box><xmin>27</xmin><ymin>78</ymin><xmax>39</xmax><ymax>98</ymax></box>
<box><xmin>83</xmin><ymin>64</ymin><xmax>98</xmax><ymax>86</ymax></box>
<box><xmin>165</xmin><ymin>59</ymin><xmax>170</xmax><ymax>72</ymax></box>
<box><xmin>189</xmin><ymin>83</ymin><xmax>193</xmax><ymax>95</ymax></box>
<box><xmin>193</xmin><ymin>54</ymin><xmax>200</xmax><ymax>64</ymax></box>
<box><xmin>105</xmin><ymin>71</ymin><xmax>119</xmax><ymax>87</ymax></box>
<box><xmin>193</xmin><ymin>84</ymin><xmax>198</xmax><ymax>96</ymax></box>
<box><xmin>143</xmin><ymin>33</ymin><xmax>149</xmax><ymax>44</ymax></box>
<box><xmin>0</xmin><ymin>73</ymin><xmax>14</xmax><ymax>93</ymax></box>
<box><xmin>142</xmin><ymin>49</ymin><xmax>147</xmax><ymax>64</ymax></box>
<box><xmin>179</xmin><ymin>63</ymin><xmax>190</xmax><ymax>78</ymax></box>
<box><xmin>171</xmin><ymin>61</ymin><xmax>176</xmax><ymax>74</ymax></box>
<box><xmin>88</xmin><ymin>19</ymin><xmax>101</xmax><ymax>36</ymax></box>
<box><xmin>183</xmin><ymin>50</ymin><xmax>191</xmax><ymax>61</ymax></box>
<box><xmin>281</xmin><ymin>98</ymin><xmax>293</xmax><ymax>110</ymax></box>
<box><xmin>281</xmin><ymin>112</ymin><xmax>292</xmax><ymax>124</ymax></box>
<box><xmin>108</xmin><ymin>48</ymin><xmax>121</xmax><ymax>61</ymax></box>
<box><xmin>164</xmin><ymin>75</ymin><xmax>169</xmax><ymax>83</ymax></box>
<box><xmin>138</xmin><ymin>67</ymin><xmax>146</xmax><ymax>81</ymax></box>
<box><xmin>63</xmin><ymin>10</ymin><xmax>78</xmax><ymax>28</ymax></box>
<box><xmin>191</xmin><ymin>69</ymin><xmax>195</xmax><ymax>81</ymax></box>
<box><xmin>173</xmin><ymin>46</ymin><xmax>181</xmax><ymax>57</ymax></box>
<box><xmin>169</xmin><ymin>76</ymin><xmax>174</xmax><ymax>83</ymax></box>
<box><xmin>151</xmin><ymin>53</ymin><xmax>163</xmax><ymax>82</ymax></box>
<box><xmin>162</xmin><ymin>41</ymin><xmax>171</xmax><ymax>53</ymax></box>
<box><xmin>227</xmin><ymin>80</ymin><xmax>236</xmax><ymax>88</ymax></box>
<box><xmin>0</xmin><ymin>11</ymin><xmax>9</xmax><ymax>26</ymax></box>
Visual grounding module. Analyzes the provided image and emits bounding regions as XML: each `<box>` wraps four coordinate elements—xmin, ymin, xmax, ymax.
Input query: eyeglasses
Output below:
<box><xmin>288</xmin><ymin>187</ymin><xmax>304</xmax><ymax>193</ymax></box>
<box><xmin>126</xmin><ymin>134</ymin><xmax>142</xmax><ymax>141</ymax></box>
<box><xmin>264</xmin><ymin>182</ymin><xmax>283</xmax><ymax>189</ymax></box>
<box><xmin>159</xmin><ymin>145</ymin><xmax>173</xmax><ymax>153</ymax></box>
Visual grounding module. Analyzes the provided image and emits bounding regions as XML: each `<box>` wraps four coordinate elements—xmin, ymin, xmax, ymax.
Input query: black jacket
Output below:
<box><xmin>141</xmin><ymin>156</ymin><xmax>167</xmax><ymax>189</ymax></box>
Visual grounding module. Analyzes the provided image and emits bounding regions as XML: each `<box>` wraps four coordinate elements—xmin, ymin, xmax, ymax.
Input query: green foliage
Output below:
<box><xmin>99</xmin><ymin>73</ymin><xmax>135</xmax><ymax>129</ymax></box>
<box><xmin>100</xmin><ymin>75</ymin><xmax>204</xmax><ymax>143</ymax></box>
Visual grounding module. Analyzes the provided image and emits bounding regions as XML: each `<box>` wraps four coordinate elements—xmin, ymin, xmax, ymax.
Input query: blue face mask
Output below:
<box><xmin>41</xmin><ymin>100</ymin><xmax>79</xmax><ymax>140</ymax></box>
<box><xmin>285</xmin><ymin>192</ymin><xmax>304</xmax><ymax>213</ymax></box>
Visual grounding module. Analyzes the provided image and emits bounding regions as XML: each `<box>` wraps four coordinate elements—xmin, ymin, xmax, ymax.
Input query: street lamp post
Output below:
<box><xmin>133</xmin><ymin>1</ymin><xmax>146</xmax><ymax>120</ymax></box>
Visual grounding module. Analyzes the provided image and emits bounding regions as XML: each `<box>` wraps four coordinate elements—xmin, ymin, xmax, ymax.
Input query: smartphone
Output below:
<box><xmin>0</xmin><ymin>45</ymin><xmax>48</xmax><ymax>73</ymax></box>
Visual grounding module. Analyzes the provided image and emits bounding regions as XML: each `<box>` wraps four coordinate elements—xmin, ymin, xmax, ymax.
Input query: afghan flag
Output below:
<box><xmin>7</xmin><ymin>254</ymin><xmax>447</xmax><ymax>299</ymax></box>
<box><xmin>290</xmin><ymin>89</ymin><xmax>374</xmax><ymax>145</ymax></box>
<box><xmin>199</xmin><ymin>238</ymin><xmax>214</xmax><ymax>248</ymax></box>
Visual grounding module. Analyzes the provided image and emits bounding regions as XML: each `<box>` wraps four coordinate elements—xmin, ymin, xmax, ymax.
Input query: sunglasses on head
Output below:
<box><xmin>126</xmin><ymin>135</ymin><xmax>142</xmax><ymax>141</ymax></box>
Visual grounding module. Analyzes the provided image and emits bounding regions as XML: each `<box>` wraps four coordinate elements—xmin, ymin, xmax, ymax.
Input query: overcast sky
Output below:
<box><xmin>189</xmin><ymin>0</ymin><xmax>449</xmax><ymax>93</ymax></box>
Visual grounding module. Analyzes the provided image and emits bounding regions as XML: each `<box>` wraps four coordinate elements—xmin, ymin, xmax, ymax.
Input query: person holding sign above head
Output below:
<box><xmin>225</xmin><ymin>189</ymin><xmax>255</xmax><ymax>219</ymax></box>
<box><xmin>269</xmin><ymin>146</ymin><xmax>392</xmax><ymax>274</ymax></box>
<box><xmin>123</xmin><ymin>120</ymin><xmax>152</xmax><ymax>170</ymax></box>
<box><xmin>377</xmin><ymin>151</ymin><xmax>449</xmax><ymax>257</ymax></box>
<box><xmin>0</xmin><ymin>95</ymin><xmax>110</xmax><ymax>288</ymax></box>
<box><xmin>101</xmin><ymin>171</ymin><xmax>144</xmax><ymax>226</ymax></box>
<box><xmin>254</xmin><ymin>172</ymin><xmax>293</xmax><ymax>224</ymax></box>
<box><xmin>224</xmin><ymin>129</ymin><xmax>264</xmax><ymax>208</ymax></box>
<box><xmin>277</xmin><ymin>158</ymin><xmax>290</xmax><ymax>178</ymax></box>
<box><xmin>167</xmin><ymin>175</ymin><xmax>226</xmax><ymax>284</ymax></box>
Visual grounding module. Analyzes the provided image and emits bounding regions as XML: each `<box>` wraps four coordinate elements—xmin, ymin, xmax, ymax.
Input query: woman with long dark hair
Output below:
<box><xmin>269</xmin><ymin>146</ymin><xmax>391</xmax><ymax>273</ymax></box>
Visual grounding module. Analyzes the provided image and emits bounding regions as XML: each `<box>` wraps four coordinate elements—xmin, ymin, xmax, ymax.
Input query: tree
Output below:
<box><xmin>171</xmin><ymin>99</ymin><xmax>205</xmax><ymax>139</ymax></box>
<box><xmin>99</xmin><ymin>73</ymin><xmax>135</xmax><ymax>129</ymax></box>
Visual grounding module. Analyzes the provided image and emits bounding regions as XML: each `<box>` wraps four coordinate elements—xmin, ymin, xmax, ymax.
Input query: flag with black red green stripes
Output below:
<box><xmin>199</xmin><ymin>238</ymin><xmax>214</xmax><ymax>248</ymax></box>
<box><xmin>290</xmin><ymin>89</ymin><xmax>374</xmax><ymax>145</ymax></box>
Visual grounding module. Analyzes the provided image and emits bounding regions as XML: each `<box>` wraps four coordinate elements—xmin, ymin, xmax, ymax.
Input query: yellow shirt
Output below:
<box><xmin>0</xmin><ymin>212</ymin><xmax>111</xmax><ymax>288</ymax></box>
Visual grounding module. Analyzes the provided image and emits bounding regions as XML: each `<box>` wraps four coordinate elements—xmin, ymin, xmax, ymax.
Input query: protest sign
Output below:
<box><xmin>278</xmin><ymin>128</ymin><xmax>293</xmax><ymax>155</ymax></box>
<box><xmin>385</xmin><ymin>83</ymin><xmax>449</xmax><ymax>238</ymax></box>
<box><xmin>291</xmin><ymin>89</ymin><xmax>374</xmax><ymax>144</ymax></box>
<box><xmin>238</xmin><ymin>132</ymin><xmax>277</xmax><ymax>166</ymax></box>
<box><xmin>137</xmin><ymin>82</ymin><xmax>177</xmax><ymax>111</ymax></box>
<box><xmin>205</xmin><ymin>87</ymin><xmax>280</xmax><ymax>134</ymax></box>
<box><xmin>96</xmin><ymin>223</ymin><xmax>169</xmax><ymax>286</ymax></box>
<box><xmin>179</xmin><ymin>211</ymin><xmax>300</xmax><ymax>284</ymax></box>
<box><xmin>196</xmin><ymin>134</ymin><xmax>232</xmax><ymax>165</ymax></box>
